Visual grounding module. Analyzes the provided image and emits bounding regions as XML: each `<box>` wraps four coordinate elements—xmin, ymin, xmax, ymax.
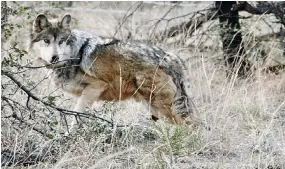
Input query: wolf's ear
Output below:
<box><xmin>33</xmin><ymin>14</ymin><xmax>50</xmax><ymax>33</ymax></box>
<box><xmin>60</xmin><ymin>14</ymin><xmax>71</xmax><ymax>29</ymax></box>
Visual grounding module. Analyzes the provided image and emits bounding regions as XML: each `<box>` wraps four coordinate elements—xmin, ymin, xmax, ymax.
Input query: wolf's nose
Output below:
<box><xmin>51</xmin><ymin>55</ymin><xmax>59</xmax><ymax>63</ymax></box>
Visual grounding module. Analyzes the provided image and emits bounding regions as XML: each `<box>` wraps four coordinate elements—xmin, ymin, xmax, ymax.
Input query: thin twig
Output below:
<box><xmin>149</xmin><ymin>2</ymin><xmax>181</xmax><ymax>38</ymax></box>
<box><xmin>21</xmin><ymin>58</ymin><xmax>80</xmax><ymax>69</ymax></box>
<box><xmin>2</xmin><ymin>70</ymin><xmax>123</xmax><ymax>127</ymax></box>
<box><xmin>113</xmin><ymin>2</ymin><xmax>143</xmax><ymax>38</ymax></box>
<box><xmin>2</xmin><ymin>96</ymin><xmax>48</xmax><ymax>137</ymax></box>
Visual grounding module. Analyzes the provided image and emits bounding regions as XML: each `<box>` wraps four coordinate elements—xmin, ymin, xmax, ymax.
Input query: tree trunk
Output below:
<box><xmin>216</xmin><ymin>1</ymin><xmax>249</xmax><ymax>77</ymax></box>
<box><xmin>281</xmin><ymin>26</ymin><xmax>285</xmax><ymax>57</ymax></box>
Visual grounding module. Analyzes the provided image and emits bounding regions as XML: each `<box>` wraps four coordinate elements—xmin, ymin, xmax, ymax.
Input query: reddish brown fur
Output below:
<box><xmin>68</xmin><ymin>48</ymin><xmax>184</xmax><ymax>124</ymax></box>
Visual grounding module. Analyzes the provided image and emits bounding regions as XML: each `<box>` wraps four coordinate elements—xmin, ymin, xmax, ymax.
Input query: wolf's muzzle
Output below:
<box><xmin>51</xmin><ymin>55</ymin><xmax>59</xmax><ymax>63</ymax></box>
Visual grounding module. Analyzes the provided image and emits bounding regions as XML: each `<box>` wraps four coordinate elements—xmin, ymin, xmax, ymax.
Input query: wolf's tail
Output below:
<box><xmin>173</xmin><ymin>80</ymin><xmax>193</xmax><ymax>117</ymax></box>
<box><xmin>163</xmin><ymin>52</ymin><xmax>193</xmax><ymax>117</ymax></box>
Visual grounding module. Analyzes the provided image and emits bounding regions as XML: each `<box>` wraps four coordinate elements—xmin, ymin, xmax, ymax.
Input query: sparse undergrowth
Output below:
<box><xmin>1</xmin><ymin>108</ymin><xmax>205</xmax><ymax>168</ymax></box>
<box><xmin>1</xmin><ymin>1</ymin><xmax>285</xmax><ymax>169</ymax></box>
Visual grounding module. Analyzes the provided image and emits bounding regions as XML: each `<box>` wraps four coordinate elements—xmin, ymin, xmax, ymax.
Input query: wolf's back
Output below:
<box><xmin>77</xmin><ymin>34</ymin><xmax>193</xmax><ymax>117</ymax></box>
<box><xmin>107</xmin><ymin>40</ymin><xmax>193</xmax><ymax>117</ymax></box>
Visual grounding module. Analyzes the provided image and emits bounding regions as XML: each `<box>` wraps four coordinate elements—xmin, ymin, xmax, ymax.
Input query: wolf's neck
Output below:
<box><xmin>52</xmin><ymin>30</ymin><xmax>104</xmax><ymax>82</ymax></box>
<box><xmin>68</xmin><ymin>30</ymin><xmax>104</xmax><ymax>59</ymax></box>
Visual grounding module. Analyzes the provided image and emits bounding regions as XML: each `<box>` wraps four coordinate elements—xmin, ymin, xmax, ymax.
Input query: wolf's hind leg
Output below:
<box><xmin>135</xmin><ymin>70</ymin><xmax>181</xmax><ymax>124</ymax></box>
<box><xmin>172</xmin><ymin>82</ymin><xmax>197</xmax><ymax>125</ymax></box>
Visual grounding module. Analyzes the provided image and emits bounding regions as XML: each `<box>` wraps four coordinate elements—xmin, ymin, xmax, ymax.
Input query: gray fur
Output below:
<box><xmin>68</xmin><ymin>30</ymin><xmax>192</xmax><ymax>116</ymax></box>
<box><xmin>29</xmin><ymin>13</ymin><xmax>193</xmax><ymax>119</ymax></box>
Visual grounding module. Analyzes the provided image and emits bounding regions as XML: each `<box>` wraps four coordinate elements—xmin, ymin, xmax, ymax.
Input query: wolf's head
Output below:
<box><xmin>29</xmin><ymin>14</ymin><xmax>73</xmax><ymax>64</ymax></box>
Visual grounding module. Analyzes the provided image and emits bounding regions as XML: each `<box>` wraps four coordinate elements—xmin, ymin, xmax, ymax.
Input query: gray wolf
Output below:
<box><xmin>29</xmin><ymin>13</ymin><xmax>194</xmax><ymax>125</ymax></box>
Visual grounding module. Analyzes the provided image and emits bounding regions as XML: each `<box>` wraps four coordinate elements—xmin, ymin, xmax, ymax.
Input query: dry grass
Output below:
<box><xmin>1</xmin><ymin>2</ymin><xmax>285</xmax><ymax>169</ymax></box>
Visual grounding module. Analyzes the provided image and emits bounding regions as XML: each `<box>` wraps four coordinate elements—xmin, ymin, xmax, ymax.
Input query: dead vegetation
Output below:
<box><xmin>1</xmin><ymin>1</ymin><xmax>285</xmax><ymax>169</ymax></box>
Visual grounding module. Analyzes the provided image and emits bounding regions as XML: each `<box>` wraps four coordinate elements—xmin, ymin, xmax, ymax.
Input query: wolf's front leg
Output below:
<box><xmin>70</xmin><ymin>82</ymin><xmax>107</xmax><ymax>130</ymax></box>
<box><xmin>70</xmin><ymin>96</ymin><xmax>93</xmax><ymax>129</ymax></box>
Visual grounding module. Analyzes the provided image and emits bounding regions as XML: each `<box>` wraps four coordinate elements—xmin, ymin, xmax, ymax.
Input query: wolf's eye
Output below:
<box><xmin>59</xmin><ymin>39</ymin><xmax>64</xmax><ymax>45</ymax></box>
<box><xmin>43</xmin><ymin>39</ymin><xmax>50</xmax><ymax>44</ymax></box>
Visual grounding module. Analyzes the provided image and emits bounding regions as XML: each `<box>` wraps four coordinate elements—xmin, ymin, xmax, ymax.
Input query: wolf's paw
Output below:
<box><xmin>174</xmin><ymin>114</ymin><xmax>201</xmax><ymax>129</ymax></box>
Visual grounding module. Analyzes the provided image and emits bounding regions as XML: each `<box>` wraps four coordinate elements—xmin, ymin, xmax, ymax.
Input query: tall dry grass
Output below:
<box><xmin>1</xmin><ymin>1</ymin><xmax>284</xmax><ymax>169</ymax></box>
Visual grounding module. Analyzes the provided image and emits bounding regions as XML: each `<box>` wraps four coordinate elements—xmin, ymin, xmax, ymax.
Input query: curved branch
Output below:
<box><xmin>158</xmin><ymin>8</ymin><xmax>218</xmax><ymax>39</ymax></box>
<box><xmin>237</xmin><ymin>2</ymin><xmax>285</xmax><ymax>26</ymax></box>
<box><xmin>2</xmin><ymin>96</ymin><xmax>48</xmax><ymax>136</ymax></box>
<box><xmin>1</xmin><ymin>70</ymin><xmax>122</xmax><ymax>127</ymax></box>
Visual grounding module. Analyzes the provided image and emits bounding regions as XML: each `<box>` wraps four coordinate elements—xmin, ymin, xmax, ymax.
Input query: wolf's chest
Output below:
<box><xmin>52</xmin><ymin>68</ymin><xmax>87</xmax><ymax>95</ymax></box>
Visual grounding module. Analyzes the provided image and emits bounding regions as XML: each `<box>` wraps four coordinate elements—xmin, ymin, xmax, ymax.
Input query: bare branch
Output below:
<box><xmin>1</xmin><ymin>70</ymin><xmax>122</xmax><ymax>127</ymax></box>
<box><xmin>20</xmin><ymin>58</ymin><xmax>80</xmax><ymax>69</ymax></box>
<box><xmin>234</xmin><ymin>2</ymin><xmax>271</xmax><ymax>15</ymax></box>
<box><xmin>2</xmin><ymin>96</ymin><xmax>49</xmax><ymax>137</ymax></box>
<box><xmin>149</xmin><ymin>2</ymin><xmax>182</xmax><ymax>38</ymax></box>
<box><xmin>158</xmin><ymin>7</ymin><xmax>218</xmax><ymax>40</ymax></box>
<box><xmin>237</xmin><ymin>2</ymin><xmax>285</xmax><ymax>26</ymax></box>
<box><xmin>113</xmin><ymin>2</ymin><xmax>143</xmax><ymax>38</ymax></box>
